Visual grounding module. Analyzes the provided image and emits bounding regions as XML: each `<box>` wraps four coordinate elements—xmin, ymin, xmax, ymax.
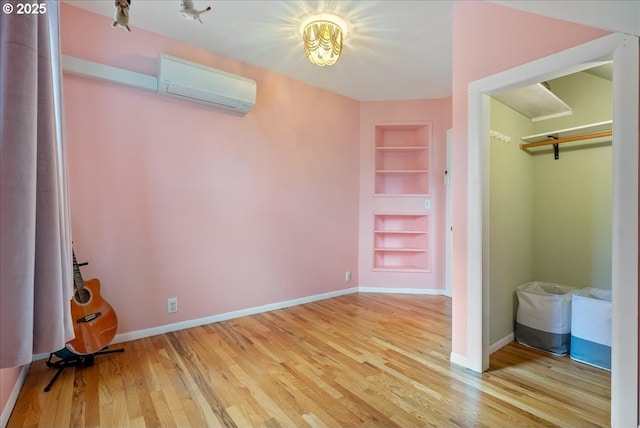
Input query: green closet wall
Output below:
<box><xmin>489</xmin><ymin>70</ymin><xmax>612</xmax><ymax>345</ymax></box>
<box><xmin>531</xmin><ymin>72</ymin><xmax>613</xmax><ymax>289</ymax></box>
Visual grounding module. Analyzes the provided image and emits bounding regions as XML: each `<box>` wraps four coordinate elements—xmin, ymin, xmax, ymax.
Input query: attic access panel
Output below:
<box><xmin>494</xmin><ymin>82</ymin><xmax>572</xmax><ymax>122</ymax></box>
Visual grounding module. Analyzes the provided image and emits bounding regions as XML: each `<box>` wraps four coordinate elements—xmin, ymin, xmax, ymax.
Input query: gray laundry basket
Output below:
<box><xmin>515</xmin><ymin>281</ymin><xmax>577</xmax><ymax>355</ymax></box>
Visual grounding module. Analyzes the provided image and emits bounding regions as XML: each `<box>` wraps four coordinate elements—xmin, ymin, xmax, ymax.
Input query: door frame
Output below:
<box><xmin>445</xmin><ymin>128</ymin><xmax>453</xmax><ymax>298</ymax></box>
<box><xmin>466</xmin><ymin>33</ymin><xmax>638</xmax><ymax>426</ymax></box>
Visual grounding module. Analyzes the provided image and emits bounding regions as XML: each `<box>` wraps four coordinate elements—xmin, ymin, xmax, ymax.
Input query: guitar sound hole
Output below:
<box><xmin>74</xmin><ymin>288</ymin><xmax>91</xmax><ymax>304</ymax></box>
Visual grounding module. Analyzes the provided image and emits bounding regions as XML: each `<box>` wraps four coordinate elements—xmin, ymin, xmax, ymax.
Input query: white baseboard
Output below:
<box><xmin>112</xmin><ymin>287</ymin><xmax>359</xmax><ymax>344</ymax></box>
<box><xmin>35</xmin><ymin>286</ymin><xmax>445</xmax><ymax>356</ymax></box>
<box><xmin>358</xmin><ymin>287</ymin><xmax>449</xmax><ymax>295</ymax></box>
<box><xmin>113</xmin><ymin>287</ymin><xmax>450</xmax><ymax>345</ymax></box>
<box><xmin>489</xmin><ymin>332</ymin><xmax>514</xmax><ymax>354</ymax></box>
<box><xmin>448</xmin><ymin>334</ymin><xmax>514</xmax><ymax>372</ymax></box>
<box><xmin>0</xmin><ymin>364</ymin><xmax>29</xmax><ymax>428</ymax></box>
<box><xmin>29</xmin><ymin>286</ymin><xmax>446</xmax><ymax>379</ymax></box>
<box><xmin>14</xmin><ymin>287</ymin><xmax>448</xmax><ymax>425</ymax></box>
<box><xmin>449</xmin><ymin>352</ymin><xmax>468</xmax><ymax>368</ymax></box>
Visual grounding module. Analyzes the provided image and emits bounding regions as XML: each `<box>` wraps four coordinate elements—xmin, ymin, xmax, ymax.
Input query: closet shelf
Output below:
<box><xmin>519</xmin><ymin>120</ymin><xmax>612</xmax><ymax>159</ymax></box>
<box><xmin>520</xmin><ymin>120</ymin><xmax>612</xmax><ymax>145</ymax></box>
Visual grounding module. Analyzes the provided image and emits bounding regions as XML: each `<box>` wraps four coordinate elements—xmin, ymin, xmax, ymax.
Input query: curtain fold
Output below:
<box><xmin>0</xmin><ymin>0</ymin><xmax>74</xmax><ymax>368</ymax></box>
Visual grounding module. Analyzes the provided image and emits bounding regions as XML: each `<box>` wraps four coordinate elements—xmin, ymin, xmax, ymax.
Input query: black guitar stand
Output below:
<box><xmin>44</xmin><ymin>346</ymin><xmax>124</xmax><ymax>392</ymax></box>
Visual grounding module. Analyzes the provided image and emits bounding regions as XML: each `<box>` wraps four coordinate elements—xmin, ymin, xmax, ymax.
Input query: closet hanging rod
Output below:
<box><xmin>519</xmin><ymin>130</ymin><xmax>612</xmax><ymax>150</ymax></box>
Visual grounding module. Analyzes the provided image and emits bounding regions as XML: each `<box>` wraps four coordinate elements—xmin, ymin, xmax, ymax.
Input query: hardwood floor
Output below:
<box><xmin>8</xmin><ymin>294</ymin><xmax>610</xmax><ymax>427</ymax></box>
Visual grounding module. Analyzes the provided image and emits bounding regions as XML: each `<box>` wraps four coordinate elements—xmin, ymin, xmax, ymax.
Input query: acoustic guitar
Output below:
<box><xmin>65</xmin><ymin>250</ymin><xmax>118</xmax><ymax>355</ymax></box>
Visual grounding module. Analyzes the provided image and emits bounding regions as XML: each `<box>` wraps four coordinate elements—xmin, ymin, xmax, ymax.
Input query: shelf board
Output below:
<box><xmin>375</xmin><ymin>146</ymin><xmax>428</xmax><ymax>151</ymax></box>
<box><xmin>374</xmin><ymin>193</ymin><xmax>428</xmax><ymax>197</ymax></box>
<box><xmin>373</xmin><ymin>267</ymin><xmax>430</xmax><ymax>272</ymax></box>
<box><xmin>374</xmin><ymin>230</ymin><xmax>428</xmax><ymax>234</ymax></box>
<box><xmin>375</xmin><ymin>170</ymin><xmax>428</xmax><ymax>174</ymax></box>
<box><xmin>521</xmin><ymin>120</ymin><xmax>612</xmax><ymax>143</ymax></box>
<box><xmin>374</xmin><ymin>248</ymin><xmax>428</xmax><ymax>253</ymax></box>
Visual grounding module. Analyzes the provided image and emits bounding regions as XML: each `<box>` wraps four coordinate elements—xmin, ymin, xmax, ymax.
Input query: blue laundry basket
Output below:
<box><xmin>570</xmin><ymin>287</ymin><xmax>612</xmax><ymax>370</ymax></box>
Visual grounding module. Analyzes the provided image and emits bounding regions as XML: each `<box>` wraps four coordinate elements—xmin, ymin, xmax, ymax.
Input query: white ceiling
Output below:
<box><xmin>64</xmin><ymin>1</ymin><xmax>639</xmax><ymax>102</ymax></box>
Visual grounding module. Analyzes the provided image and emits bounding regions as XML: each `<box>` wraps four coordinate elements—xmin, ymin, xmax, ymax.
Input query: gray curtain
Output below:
<box><xmin>0</xmin><ymin>0</ymin><xmax>74</xmax><ymax>368</ymax></box>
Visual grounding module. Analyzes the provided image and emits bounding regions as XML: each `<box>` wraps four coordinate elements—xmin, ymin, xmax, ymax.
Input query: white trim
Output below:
<box><xmin>445</xmin><ymin>129</ymin><xmax>453</xmax><ymax>299</ymax></box>
<box><xmin>442</xmin><ymin>287</ymin><xmax>452</xmax><ymax>299</ymax></box>
<box><xmin>466</xmin><ymin>32</ymin><xmax>638</xmax><ymax>427</ymax></box>
<box><xmin>610</xmin><ymin>33</ymin><xmax>639</xmax><ymax>428</ymax></box>
<box><xmin>449</xmin><ymin>352</ymin><xmax>468</xmax><ymax>368</ymax></box>
<box><xmin>15</xmin><ymin>287</ymin><xmax>447</xmax><ymax>423</ymax></box>
<box><xmin>33</xmin><ymin>286</ymin><xmax>444</xmax><ymax>360</ymax></box>
<box><xmin>112</xmin><ymin>287</ymin><xmax>359</xmax><ymax>344</ymax></box>
<box><xmin>466</xmin><ymin>89</ymin><xmax>491</xmax><ymax>373</ymax></box>
<box><xmin>0</xmin><ymin>364</ymin><xmax>29</xmax><ymax>428</ymax></box>
<box><xmin>358</xmin><ymin>287</ymin><xmax>448</xmax><ymax>295</ymax></box>
<box><xmin>489</xmin><ymin>333</ymin><xmax>514</xmax><ymax>354</ymax></box>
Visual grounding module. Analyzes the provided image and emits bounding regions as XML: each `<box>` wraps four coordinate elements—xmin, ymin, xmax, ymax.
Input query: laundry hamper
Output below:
<box><xmin>515</xmin><ymin>281</ymin><xmax>577</xmax><ymax>355</ymax></box>
<box><xmin>570</xmin><ymin>287</ymin><xmax>612</xmax><ymax>370</ymax></box>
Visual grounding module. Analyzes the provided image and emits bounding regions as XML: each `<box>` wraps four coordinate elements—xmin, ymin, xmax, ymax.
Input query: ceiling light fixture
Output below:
<box><xmin>300</xmin><ymin>13</ymin><xmax>348</xmax><ymax>67</ymax></box>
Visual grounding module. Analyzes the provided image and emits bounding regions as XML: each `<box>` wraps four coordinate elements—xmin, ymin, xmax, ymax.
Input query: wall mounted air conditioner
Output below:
<box><xmin>157</xmin><ymin>54</ymin><xmax>257</xmax><ymax>114</ymax></box>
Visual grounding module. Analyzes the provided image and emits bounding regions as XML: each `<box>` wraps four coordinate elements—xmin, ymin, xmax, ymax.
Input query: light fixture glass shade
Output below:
<box><xmin>300</xmin><ymin>14</ymin><xmax>347</xmax><ymax>67</ymax></box>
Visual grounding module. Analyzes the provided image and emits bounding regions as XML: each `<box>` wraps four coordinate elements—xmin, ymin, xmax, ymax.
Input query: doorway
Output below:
<box><xmin>466</xmin><ymin>33</ymin><xmax>638</xmax><ymax>426</ymax></box>
<box><xmin>488</xmin><ymin>69</ymin><xmax>613</xmax><ymax>352</ymax></box>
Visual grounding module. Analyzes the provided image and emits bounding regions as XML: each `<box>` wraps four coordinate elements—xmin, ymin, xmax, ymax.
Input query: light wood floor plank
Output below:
<box><xmin>8</xmin><ymin>294</ymin><xmax>610</xmax><ymax>427</ymax></box>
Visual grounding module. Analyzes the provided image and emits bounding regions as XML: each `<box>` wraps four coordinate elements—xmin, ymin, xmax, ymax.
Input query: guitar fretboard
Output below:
<box><xmin>72</xmin><ymin>250</ymin><xmax>85</xmax><ymax>290</ymax></box>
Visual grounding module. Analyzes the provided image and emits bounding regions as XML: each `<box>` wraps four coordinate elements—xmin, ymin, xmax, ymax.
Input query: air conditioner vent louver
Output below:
<box><xmin>157</xmin><ymin>54</ymin><xmax>256</xmax><ymax>114</ymax></box>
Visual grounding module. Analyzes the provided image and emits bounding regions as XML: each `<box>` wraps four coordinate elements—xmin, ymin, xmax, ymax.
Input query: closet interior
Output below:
<box><xmin>488</xmin><ymin>61</ymin><xmax>613</xmax><ymax>365</ymax></box>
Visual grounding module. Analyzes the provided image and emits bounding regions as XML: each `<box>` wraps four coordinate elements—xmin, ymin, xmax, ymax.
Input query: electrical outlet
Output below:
<box><xmin>167</xmin><ymin>297</ymin><xmax>178</xmax><ymax>313</ymax></box>
<box><xmin>345</xmin><ymin>271</ymin><xmax>352</xmax><ymax>282</ymax></box>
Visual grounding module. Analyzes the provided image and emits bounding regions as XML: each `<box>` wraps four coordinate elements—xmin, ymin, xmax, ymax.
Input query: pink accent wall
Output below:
<box><xmin>9</xmin><ymin>0</ymin><xmax>617</xmax><ymax>417</ymax></box>
<box><xmin>450</xmin><ymin>2</ymin><xmax>609</xmax><ymax>355</ymax></box>
<box><xmin>358</xmin><ymin>100</ymin><xmax>451</xmax><ymax>289</ymax></box>
<box><xmin>60</xmin><ymin>4</ymin><xmax>360</xmax><ymax>334</ymax></box>
<box><xmin>2</xmin><ymin>5</ymin><xmax>453</xmax><ymax>418</ymax></box>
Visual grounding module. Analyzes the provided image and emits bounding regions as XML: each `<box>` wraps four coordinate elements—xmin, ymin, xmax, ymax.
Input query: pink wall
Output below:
<box><xmin>358</xmin><ymin>100</ymin><xmax>451</xmax><ymax>289</ymax></box>
<box><xmin>450</xmin><ymin>2</ymin><xmax>609</xmax><ymax>356</ymax></box>
<box><xmin>8</xmin><ymin>0</ymin><xmax>616</xmax><ymax>418</ymax></box>
<box><xmin>60</xmin><ymin>4</ymin><xmax>361</xmax><ymax>335</ymax></box>
<box><xmin>2</xmin><ymin>5</ymin><xmax>452</xmax><ymax>418</ymax></box>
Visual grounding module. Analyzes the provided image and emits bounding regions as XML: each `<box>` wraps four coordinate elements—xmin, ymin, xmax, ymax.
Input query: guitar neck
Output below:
<box><xmin>72</xmin><ymin>250</ymin><xmax>85</xmax><ymax>290</ymax></box>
